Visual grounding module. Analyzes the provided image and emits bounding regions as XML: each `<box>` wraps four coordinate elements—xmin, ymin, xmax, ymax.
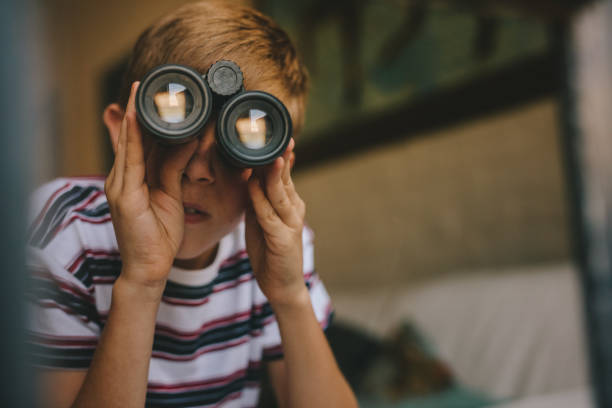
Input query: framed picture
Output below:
<box><xmin>258</xmin><ymin>0</ymin><xmax>572</xmax><ymax>168</ymax></box>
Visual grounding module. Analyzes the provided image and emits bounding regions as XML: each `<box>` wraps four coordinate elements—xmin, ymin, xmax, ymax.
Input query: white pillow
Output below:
<box><xmin>331</xmin><ymin>262</ymin><xmax>589</xmax><ymax>399</ymax></box>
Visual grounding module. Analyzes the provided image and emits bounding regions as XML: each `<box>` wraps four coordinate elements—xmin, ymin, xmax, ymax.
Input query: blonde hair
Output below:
<box><xmin>119</xmin><ymin>0</ymin><xmax>309</xmax><ymax>134</ymax></box>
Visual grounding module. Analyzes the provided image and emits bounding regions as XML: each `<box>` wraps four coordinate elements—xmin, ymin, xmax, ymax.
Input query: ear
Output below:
<box><xmin>103</xmin><ymin>103</ymin><xmax>124</xmax><ymax>154</ymax></box>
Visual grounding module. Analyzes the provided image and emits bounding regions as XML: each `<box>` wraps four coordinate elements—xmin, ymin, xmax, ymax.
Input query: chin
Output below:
<box><xmin>176</xmin><ymin>241</ymin><xmax>215</xmax><ymax>260</ymax></box>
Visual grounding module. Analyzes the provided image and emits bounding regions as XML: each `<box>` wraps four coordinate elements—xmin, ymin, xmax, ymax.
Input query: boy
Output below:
<box><xmin>27</xmin><ymin>1</ymin><xmax>357</xmax><ymax>407</ymax></box>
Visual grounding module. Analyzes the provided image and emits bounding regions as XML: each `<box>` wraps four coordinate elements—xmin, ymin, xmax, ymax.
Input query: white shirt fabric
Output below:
<box><xmin>27</xmin><ymin>177</ymin><xmax>332</xmax><ymax>408</ymax></box>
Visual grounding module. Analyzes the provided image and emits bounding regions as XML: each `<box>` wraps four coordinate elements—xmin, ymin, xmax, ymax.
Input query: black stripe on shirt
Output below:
<box><xmin>27</xmin><ymin>276</ymin><xmax>101</xmax><ymax>327</ymax></box>
<box><xmin>75</xmin><ymin>201</ymin><xmax>109</xmax><ymax>218</ymax></box>
<box><xmin>162</xmin><ymin>258</ymin><xmax>253</xmax><ymax>300</ymax></box>
<box><xmin>28</xmin><ymin>342</ymin><xmax>95</xmax><ymax>369</ymax></box>
<box><xmin>30</xmin><ymin>185</ymin><xmax>101</xmax><ymax>249</ymax></box>
<box><xmin>71</xmin><ymin>250</ymin><xmax>252</xmax><ymax>298</ymax></box>
<box><xmin>145</xmin><ymin>365</ymin><xmax>261</xmax><ymax>407</ymax></box>
<box><xmin>73</xmin><ymin>256</ymin><xmax>122</xmax><ymax>288</ymax></box>
<box><xmin>151</xmin><ymin>304</ymin><xmax>274</xmax><ymax>357</ymax></box>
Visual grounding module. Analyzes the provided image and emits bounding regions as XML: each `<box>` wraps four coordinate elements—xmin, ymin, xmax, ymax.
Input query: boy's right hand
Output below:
<box><xmin>105</xmin><ymin>82</ymin><xmax>197</xmax><ymax>295</ymax></box>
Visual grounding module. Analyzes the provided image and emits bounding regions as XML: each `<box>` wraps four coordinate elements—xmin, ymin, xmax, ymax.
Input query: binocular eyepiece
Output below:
<box><xmin>135</xmin><ymin>60</ymin><xmax>292</xmax><ymax>167</ymax></box>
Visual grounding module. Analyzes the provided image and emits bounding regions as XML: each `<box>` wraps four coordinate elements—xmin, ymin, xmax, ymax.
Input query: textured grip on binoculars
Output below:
<box><xmin>207</xmin><ymin>60</ymin><xmax>244</xmax><ymax>96</ymax></box>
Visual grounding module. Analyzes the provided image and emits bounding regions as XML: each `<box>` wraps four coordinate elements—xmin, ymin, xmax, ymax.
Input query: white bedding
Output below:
<box><xmin>330</xmin><ymin>262</ymin><xmax>589</xmax><ymax>399</ymax></box>
<box><xmin>494</xmin><ymin>387</ymin><xmax>593</xmax><ymax>408</ymax></box>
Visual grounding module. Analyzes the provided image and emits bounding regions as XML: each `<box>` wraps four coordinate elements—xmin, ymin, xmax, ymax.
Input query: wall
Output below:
<box><xmin>41</xmin><ymin>0</ymin><xmax>222</xmax><ymax>180</ymax></box>
<box><xmin>294</xmin><ymin>99</ymin><xmax>571</xmax><ymax>292</ymax></box>
<box><xmin>40</xmin><ymin>3</ymin><xmax>571</xmax><ymax>293</ymax></box>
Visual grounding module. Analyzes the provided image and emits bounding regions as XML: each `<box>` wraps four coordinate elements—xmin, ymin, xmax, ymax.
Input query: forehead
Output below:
<box><xmin>183</xmin><ymin>53</ymin><xmax>285</xmax><ymax>94</ymax></box>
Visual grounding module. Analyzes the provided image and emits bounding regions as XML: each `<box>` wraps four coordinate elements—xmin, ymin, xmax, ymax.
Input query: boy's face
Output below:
<box><xmin>148</xmin><ymin>121</ymin><xmax>252</xmax><ymax>269</ymax></box>
<box><xmin>105</xmin><ymin>80</ymin><xmax>292</xmax><ymax>270</ymax></box>
<box><xmin>153</xmin><ymin>82</ymin><xmax>291</xmax><ymax>269</ymax></box>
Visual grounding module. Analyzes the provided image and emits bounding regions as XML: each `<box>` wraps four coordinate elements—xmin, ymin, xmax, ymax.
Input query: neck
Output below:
<box><xmin>173</xmin><ymin>244</ymin><xmax>219</xmax><ymax>270</ymax></box>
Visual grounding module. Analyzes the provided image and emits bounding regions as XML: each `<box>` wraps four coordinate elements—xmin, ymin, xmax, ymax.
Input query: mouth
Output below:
<box><xmin>183</xmin><ymin>203</ymin><xmax>210</xmax><ymax>224</ymax></box>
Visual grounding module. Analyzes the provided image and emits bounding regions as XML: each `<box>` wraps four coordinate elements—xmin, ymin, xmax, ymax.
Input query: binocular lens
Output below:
<box><xmin>234</xmin><ymin>109</ymin><xmax>273</xmax><ymax>149</ymax></box>
<box><xmin>217</xmin><ymin>92</ymin><xmax>291</xmax><ymax>167</ymax></box>
<box><xmin>136</xmin><ymin>65</ymin><xmax>212</xmax><ymax>143</ymax></box>
<box><xmin>153</xmin><ymin>83</ymin><xmax>194</xmax><ymax>124</ymax></box>
<box><xmin>136</xmin><ymin>61</ymin><xmax>292</xmax><ymax>167</ymax></box>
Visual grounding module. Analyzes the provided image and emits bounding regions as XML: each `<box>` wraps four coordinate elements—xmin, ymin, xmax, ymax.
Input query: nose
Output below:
<box><xmin>182</xmin><ymin>123</ymin><xmax>216</xmax><ymax>184</ymax></box>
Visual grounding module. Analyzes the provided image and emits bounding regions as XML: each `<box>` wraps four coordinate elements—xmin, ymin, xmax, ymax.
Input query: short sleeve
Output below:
<box><xmin>253</xmin><ymin>225</ymin><xmax>333</xmax><ymax>361</ymax></box>
<box><xmin>26</xmin><ymin>179</ymin><xmax>103</xmax><ymax>369</ymax></box>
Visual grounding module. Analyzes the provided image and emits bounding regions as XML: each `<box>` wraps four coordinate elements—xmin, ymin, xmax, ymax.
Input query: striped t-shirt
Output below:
<box><xmin>26</xmin><ymin>177</ymin><xmax>332</xmax><ymax>407</ymax></box>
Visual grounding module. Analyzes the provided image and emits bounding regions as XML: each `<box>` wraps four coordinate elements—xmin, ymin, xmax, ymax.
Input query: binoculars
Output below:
<box><xmin>135</xmin><ymin>60</ymin><xmax>292</xmax><ymax>167</ymax></box>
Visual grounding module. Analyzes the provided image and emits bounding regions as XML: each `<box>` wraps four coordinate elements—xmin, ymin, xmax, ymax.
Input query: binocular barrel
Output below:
<box><xmin>135</xmin><ymin>60</ymin><xmax>292</xmax><ymax>167</ymax></box>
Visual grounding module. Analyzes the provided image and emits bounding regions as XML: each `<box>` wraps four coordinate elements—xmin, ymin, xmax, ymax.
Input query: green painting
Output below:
<box><xmin>260</xmin><ymin>0</ymin><xmax>550</xmax><ymax>137</ymax></box>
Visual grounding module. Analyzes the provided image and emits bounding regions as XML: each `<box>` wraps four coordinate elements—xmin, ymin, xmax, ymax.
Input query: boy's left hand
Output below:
<box><xmin>245</xmin><ymin>138</ymin><xmax>308</xmax><ymax>307</ymax></box>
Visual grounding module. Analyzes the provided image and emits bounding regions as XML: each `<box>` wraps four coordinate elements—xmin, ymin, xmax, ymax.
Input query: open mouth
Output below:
<box><xmin>183</xmin><ymin>204</ymin><xmax>210</xmax><ymax>223</ymax></box>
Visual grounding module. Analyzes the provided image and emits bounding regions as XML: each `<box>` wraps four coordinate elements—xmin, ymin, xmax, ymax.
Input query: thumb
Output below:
<box><xmin>244</xmin><ymin>203</ymin><xmax>259</xmax><ymax>231</ymax></box>
<box><xmin>244</xmin><ymin>203</ymin><xmax>263</xmax><ymax>243</ymax></box>
<box><xmin>155</xmin><ymin>140</ymin><xmax>198</xmax><ymax>200</ymax></box>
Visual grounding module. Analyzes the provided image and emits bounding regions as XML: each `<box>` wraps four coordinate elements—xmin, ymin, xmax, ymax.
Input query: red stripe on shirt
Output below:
<box><xmin>154</xmin><ymin>310</ymin><xmax>252</xmax><ymax>340</ymax></box>
<box><xmin>212</xmin><ymin>274</ymin><xmax>254</xmax><ymax>294</ymax></box>
<box><xmin>29</xmin><ymin>181</ymin><xmax>71</xmax><ymax>232</ymax></box>
<box><xmin>38</xmin><ymin>300</ymin><xmax>97</xmax><ymax>324</ymax></box>
<box><xmin>31</xmin><ymin>336</ymin><xmax>98</xmax><ymax>348</ymax></box>
<box><xmin>148</xmin><ymin>363</ymin><xmax>257</xmax><ymax>392</ymax></box>
<box><xmin>161</xmin><ymin>297</ymin><xmax>210</xmax><ymax>306</ymax></box>
<box><xmin>219</xmin><ymin>250</ymin><xmax>248</xmax><ymax>268</ymax></box>
<box><xmin>49</xmin><ymin>189</ymin><xmax>108</xmax><ymax>237</ymax></box>
<box><xmin>67</xmin><ymin>249</ymin><xmax>120</xmax><ymax>273</ymax></box>
<box><xmin>212</xmin><ymin>390</ymin><xmax>243</xmax><ymax>408</ymax></box>
<box><xmin>30</xmin><ymin>267</ymin><xmax>95</xmax><ymax>298</ymax></box>
<box><xmin>160</xmin><ymin>274</ymin><xmax>253</xmax><ymax>308</ymax></box>
<box><xmin>151</xmin><ymin>337</ymin><xmax>250</xmax><ymax>362</ymax></box>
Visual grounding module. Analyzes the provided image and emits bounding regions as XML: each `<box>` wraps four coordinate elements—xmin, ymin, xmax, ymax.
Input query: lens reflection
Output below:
<box><xmin>235</xmin><ymin>109</ymin><xmax>272</xmax><ymax>149</ymax></box>
<box><xmin>154</xmin><ymin>83</ymin><xmax>194</xmax><ymax>123</ymax></box>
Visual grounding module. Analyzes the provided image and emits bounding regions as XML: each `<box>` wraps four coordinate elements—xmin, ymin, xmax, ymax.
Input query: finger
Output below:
<box><xmin>281</xmin><ymin>138</ymin><xmax>295</xmax><ymax>185</ymax></box>
<box><xmin>279</xmin><ymin>139</ymin><xmax>301</xmax><ymax>209</ymax></box>
<box><xmin>284</xmin><ymin>176</ymin><xmax>303</xmax><ymax>215</ymax></box>
<box><xmin>145</xmin><ymin>141</ymin><xmax>162</xmax><ymax>190</ymax></box>
<box><xmin>244</xmin><ymin>202</ymin><xmax>263</xmax><ymax>236</ymax></box>
<box><xmin>248</xmin><ymin>172</ymin><xmax>283</xmax><ymax>231</ymax></box>
<box><xmin>105</xmin><ymin>163</ymin><xmax>116</xmax><ymax>195</ymax></box>
<box><xmin>289</xmin><ymin>151</ymin><xmax>295</xmax><ymax>171</ymax></box>
<box><xmin>265</xmin><ymin>157</ymin><xmax>301</xmax><ymax>226</ymax></box>
<box><xmin>106</xmin><ymin>133</ymin><xmax>120</xmax><ymax>189</ymax></box>
<box><xmin>157</xmin><ymin>140</ymin><xmax>198</xmax><ymax>201</ymax></box>
<box><xmin>280</xmin><ymin>164</ymin><xmax>305</xmax><ymax>220</ymax></box>
<box><xmin>123</xmin><ymin>82</ymin><xmax>146</xmax><ymax>192</ymax></box>
<box><xmin>279</xmin><ymin>151</ymin><xmax>301</xmax><ymax>209</ymax></box>
<box><xmin>109</xmin><ymin>115</ymin><xmax>129</xmax><ymax>196</ymax></box>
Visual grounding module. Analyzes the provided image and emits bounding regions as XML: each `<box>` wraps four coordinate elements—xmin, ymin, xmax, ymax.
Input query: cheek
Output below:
<box><xmin>211</xmin><ymin>146</ymin><xmax>252</xmax><ymax>181</ymax></box>
<box><xmin>215</xmin><ymin>159</ymin><xmax>252</xmax><ymax>204</ymax></box>
<box><xmin>214</xmin><ymin>177</ymin><xmax>250</xmax><ymax>219</ymax></box>
<box><xmin>225</xmin><ymin>182</ymin><xmax>250</xmax><ymax>214</ymax></box>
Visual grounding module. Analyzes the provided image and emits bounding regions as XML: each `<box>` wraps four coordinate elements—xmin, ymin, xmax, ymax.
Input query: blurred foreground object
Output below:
<box><xmin>0</xmin><ymin>0</ymin><xmax>38</xmax><ymax>406</ymax></box>
<box><xmin>562</xmin><ymin>0</ymin><xmax>612</xmax><ymax>407</ymax></box>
